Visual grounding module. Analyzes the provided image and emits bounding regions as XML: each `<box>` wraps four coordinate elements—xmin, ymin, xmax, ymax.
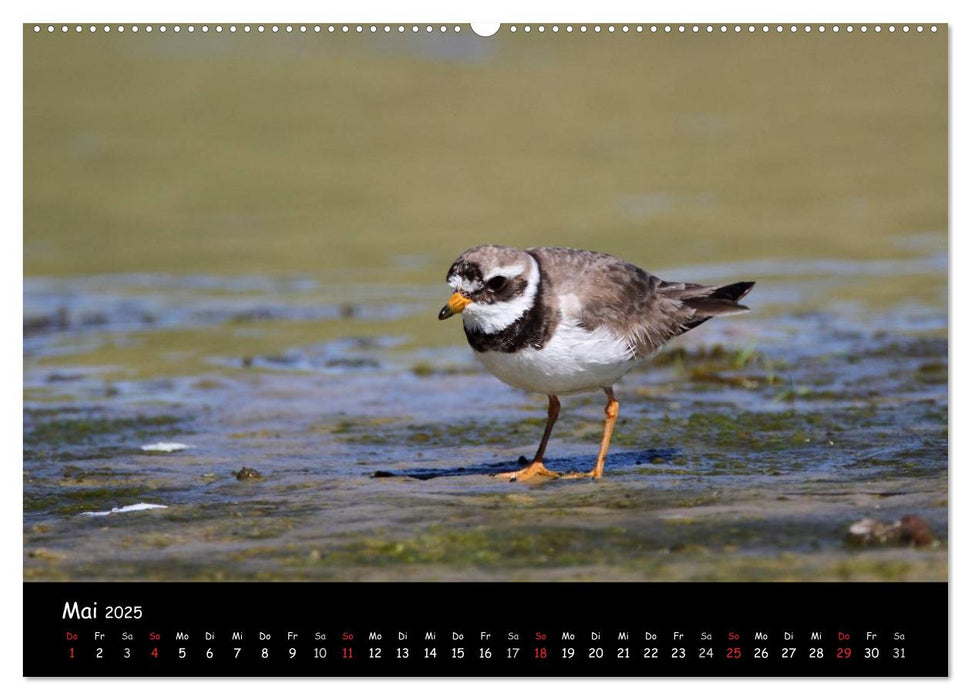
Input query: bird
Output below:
<box><xmin>438</xmin><ymin>245</ymin><xmax>755</xmax><ymax>482</ymax></box>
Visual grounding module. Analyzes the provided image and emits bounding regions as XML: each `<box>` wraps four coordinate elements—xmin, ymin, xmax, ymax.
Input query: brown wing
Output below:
<box><xmin>528</xmin><ymin>247</ymin><xmax>754</xmax><ymax>359</ymax></box>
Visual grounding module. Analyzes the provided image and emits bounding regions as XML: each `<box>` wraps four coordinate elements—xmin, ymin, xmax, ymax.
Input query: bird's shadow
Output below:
<box><xmin>371</xmin><ymin>448</ymin><xmax>680</xmax><ymax>481</ymax></box>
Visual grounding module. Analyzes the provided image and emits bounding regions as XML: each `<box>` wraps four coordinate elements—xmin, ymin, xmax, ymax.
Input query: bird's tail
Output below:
<box><xmin>684</xmin><ymin>281</ymin><xmax>756</xmax><ymax>317</ymax></box>
<box><xmin>669</xmin><ymin>281</ymin><xmax>755</xmax><ymax>334</ymax></box>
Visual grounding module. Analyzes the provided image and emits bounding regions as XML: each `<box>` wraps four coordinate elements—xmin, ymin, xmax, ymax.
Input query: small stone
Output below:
<box><xmin>847</xmin><ymin>518</ymin><xmax>889</xmax><ymax>544</ymax></box>
<box><xmin>846</xmin><ymin>515</ymin><xmax>939</xmax><ymax>548</ymax></box>
<box><xmin>897</xmin><ymin>515</ymin><xmax>937</xmax><ymax>546</ymax></box>
<box><xmin>233</xmin><ymin>467</ymin><xmax>263</xmax><ymax>481</ymax></box>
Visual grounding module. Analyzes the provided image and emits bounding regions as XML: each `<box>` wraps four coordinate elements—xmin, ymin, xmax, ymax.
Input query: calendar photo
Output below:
<box><xmin>22</xmin><ymin>21</ymin><xmax>948</xmax><ymax>677</ymax></box>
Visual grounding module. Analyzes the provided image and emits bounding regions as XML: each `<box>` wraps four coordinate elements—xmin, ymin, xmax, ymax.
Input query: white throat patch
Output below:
<box><xmin>461</xmin><ymin>255</ymin><xmax>540</xmax><ymax>335</ymax></box>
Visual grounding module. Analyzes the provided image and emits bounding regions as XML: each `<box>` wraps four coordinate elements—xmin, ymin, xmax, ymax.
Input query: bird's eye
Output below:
<box><xmin>486</xmin><ymin>276</ymin><xmax>507</xmax><ymax>292</ymax></box>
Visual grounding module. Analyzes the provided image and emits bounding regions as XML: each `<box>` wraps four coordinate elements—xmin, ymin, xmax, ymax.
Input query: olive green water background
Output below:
<box><xmin>24</xmin><ymin>25</ymin><xmax>947</xmax><ymax>581</ymax></box>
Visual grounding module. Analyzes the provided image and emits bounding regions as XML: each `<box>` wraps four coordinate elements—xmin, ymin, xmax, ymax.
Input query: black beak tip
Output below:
<box><xmin>438</xmin><ymin>306</ymin><xmax>453</xmax><ymax>320</ymax></box>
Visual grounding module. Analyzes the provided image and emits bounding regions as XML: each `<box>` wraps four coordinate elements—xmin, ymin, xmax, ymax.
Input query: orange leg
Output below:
<box><xmin>564</xmin><ymin>387</ymin><xmax>618</xmax><ymax>480</ymax></box>
<box><xmin>495</xmin><ymin>395</ymin><xmax>560</xmax><ymax>482</ymax></box>
<box><xmin>593</xmin><ymin>388</ymin><xmax>620</xmax><ymax>478</ymax></box>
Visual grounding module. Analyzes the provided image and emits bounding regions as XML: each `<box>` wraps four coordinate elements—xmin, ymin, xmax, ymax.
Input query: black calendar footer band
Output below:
<box><xmin>24</xmin><ymin>582</ymin><xmax>947</xmax><ymax>677</ymax></box>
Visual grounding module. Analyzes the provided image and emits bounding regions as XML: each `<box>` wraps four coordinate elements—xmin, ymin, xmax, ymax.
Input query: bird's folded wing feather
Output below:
<box><xmin>529</xmin><ymin>247</ymin><xmax>739</xmax><ymax>359</ymax></box>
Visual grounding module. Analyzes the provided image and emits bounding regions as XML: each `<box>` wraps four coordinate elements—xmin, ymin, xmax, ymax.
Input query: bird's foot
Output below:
<box><xmin>494</xmin><ymin>462</ymin><xmax>559</xmax><ymax>482</ymax></box>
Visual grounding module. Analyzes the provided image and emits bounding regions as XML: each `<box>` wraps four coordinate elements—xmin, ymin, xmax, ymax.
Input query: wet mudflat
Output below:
<box><xmin>23</xmin><ymin>241</ymin><xmax>947</xmax><ymax>581</ymax></box>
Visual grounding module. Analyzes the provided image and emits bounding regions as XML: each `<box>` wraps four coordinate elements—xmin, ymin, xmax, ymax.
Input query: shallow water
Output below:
<box><xmin>23</xmin><ymin>235</ymin><xmax>947</xmax><ymax>581</ymax></box>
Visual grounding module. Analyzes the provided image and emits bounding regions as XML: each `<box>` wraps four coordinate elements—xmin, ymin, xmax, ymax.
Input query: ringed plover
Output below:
<box><xmin>439</xmin><ymin>245</ymin><xmax>755</xmax><ymax>481</ymax></box>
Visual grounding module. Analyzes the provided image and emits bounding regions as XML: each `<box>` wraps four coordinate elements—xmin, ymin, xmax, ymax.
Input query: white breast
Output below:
<box><xmin>475</xmin><ymin>321</ymin><xmax>641</xmax><ymax>395</ymax></box>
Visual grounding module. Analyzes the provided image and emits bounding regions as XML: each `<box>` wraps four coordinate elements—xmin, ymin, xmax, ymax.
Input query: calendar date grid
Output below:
<box><xmin>60</xmin><ymin>625</ymin><xmax>913</xmax><ymax>669</ymax></box>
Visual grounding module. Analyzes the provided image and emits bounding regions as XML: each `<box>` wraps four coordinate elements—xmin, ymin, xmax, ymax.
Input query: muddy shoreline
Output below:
<box><xmin>24</xmin><ymin>258</ymin><xmax>947</xmax><ymax>581</ymax></box>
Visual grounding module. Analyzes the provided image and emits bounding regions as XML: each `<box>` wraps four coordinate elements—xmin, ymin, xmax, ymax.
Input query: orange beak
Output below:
<box><xmin>438</xmin><ymin>291</ymin><xmax>471</xmax><ymax>320</ymax></box>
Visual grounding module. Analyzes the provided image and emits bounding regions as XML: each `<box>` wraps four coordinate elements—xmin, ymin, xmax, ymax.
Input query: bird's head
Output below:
<box><xmin>439</xmin><ymin>245</ymin><xmax>540</xmax><ymax>334</ymax></box>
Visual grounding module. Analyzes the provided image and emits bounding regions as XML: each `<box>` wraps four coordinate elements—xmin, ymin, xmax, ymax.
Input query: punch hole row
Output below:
<box><xmin>507</xmin><ymin>24</ymin><xmax>936</xmax><ymax>34</ymax></box>
<box><xmin>31</xmin><ymin>24</ymin><xmax>464</xmax><ymax>34</ymax></box>
<box><xmin>31</xmin><ymin>24</ymin><xmax>940</xmax><ymax>35</ymax></box>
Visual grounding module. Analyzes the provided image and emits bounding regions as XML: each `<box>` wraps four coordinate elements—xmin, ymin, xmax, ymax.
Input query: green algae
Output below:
<box><xmin>24</xmin><ymin>413</ymin><xmax>183</xmax><ymax>448</ymax></box>
<box><xmin>25</xmin><ymin>485</ymin><xmax>156</xmax><ymax>516</ymax></box>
